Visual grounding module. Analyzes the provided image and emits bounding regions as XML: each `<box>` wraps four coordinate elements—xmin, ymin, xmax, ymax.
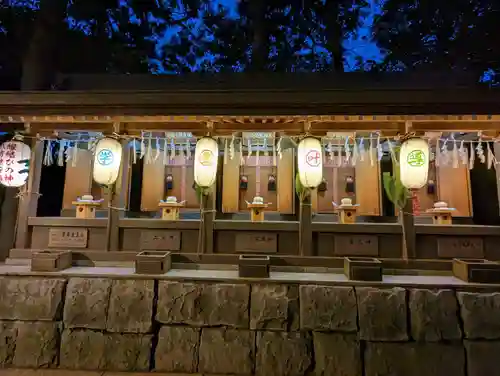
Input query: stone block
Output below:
<box><xmin>0</xmin><ymin>322</ymin><xmax>17</xmax><ymax>367</ymax></box>
<box><xmin>465</xmin><ymin>340</ymin><xmax>500</xmax><ymax>376</ymax></box>
<box><xmin>0</xmin><ymin>277</ymin><xmax>65</xmax><ymax>321</ymax></box>
<box><xmin>102</xmin><ymin>334</ymin><xmax>152</xmax><ymax>372</ymax></box>
<box><xmin>155</xmin><ymin>326</ymin><xmax>200</xmax><ymax>373</ymax></box>
<box><xmin>256</xmin><ymin>331</ymin><xmax>312</xmax><ymax>376</ymax></box>
<box><xmin>60</xmin><ymin>329</ymin><xmax>106</xmax><ymax>370</ymax></box>
<box><xmin>199</xmin><ymin>328</ymin><xmax>255</xmax><ymax>375</ymax></box>
<box><xmin>63</xmin><ymin>278</ymin><xmax>112</xmax><ymax>330</ymax></box>
<box><xmin>409</xmin><ymin>289</ymin><xmax>462</xmax><ymax>341</ymax></box>
<box><xmin>156</xmin><ymin>282</ymin><xmax>250</xmax><ymax>328</ymax></box>
<box><xmin>300</xmin><ymin>285</ymin><xmax>357</xmax><ymax>332</ymax></box>
<box><xmin>106</xmin><ymin>279</ymin><xmax>155</xmax><ymax>333</ymax></box>
<box><xmin>313</xmin><ymin>333</ymin><xmax>361</xmax><ymax>376</ymax></box>
<box><xmin>250</xmin><ymin>284</ymin><xmax>299</xmax><ymax>331</ymax></box>
<box><xmin>365</xmin><ymin>342</ymin><xmax>465</xmax><ymax>376</ymax></box>
<box><xmin>458</xmin><ymin>292</ymin><xmax>500</xmax><ymax>339</ymax></box>
<box><xmin>13</xmin><ymin>322</ymin><xmax>60</xmax><ymax>368</ymax></box>
<box><xmin>356</xmin><ymin>287</ymin><xmax>408</xmax><ymax>341</ymax></box>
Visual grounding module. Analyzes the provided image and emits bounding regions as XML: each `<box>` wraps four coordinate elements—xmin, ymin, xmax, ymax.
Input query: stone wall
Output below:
<box><xmin>0</xmin><ymin>276</ymin><xmax>499</xmax><ymax>375</ymax></box>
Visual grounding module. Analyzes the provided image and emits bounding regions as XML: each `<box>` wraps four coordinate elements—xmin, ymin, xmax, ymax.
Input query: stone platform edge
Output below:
<box><xmin>0</xmin><ymin>275</ymin><xmax>499</xmax><ymax>375</ymax></box>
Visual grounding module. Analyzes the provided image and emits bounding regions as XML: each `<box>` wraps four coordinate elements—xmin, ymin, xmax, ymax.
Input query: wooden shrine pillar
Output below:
<box><xmin>436</xmin><ymin>165</ymin><xmax>472</xmax><ymax>217</ymax></box>
<box><xmin>108</xmin><ymin>140</ymin><xmax>131</xmax><ymax>252</ymax></box>
<box><xmin>14</xmin><ymin>140</ymin><xmax>44</xmax><ymax>249</ymax></box>
<box><xmin>355</xmin><ymin>149</ymin><xmax>382</xmax><ymax>216</ymax></box>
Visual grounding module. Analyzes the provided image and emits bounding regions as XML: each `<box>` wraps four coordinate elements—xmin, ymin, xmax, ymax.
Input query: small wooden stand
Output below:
<box><xmin>238</xmin><ymin>255</ymin><xmax>270</xmax><ymax>278</ymax></box>
<box><xmin>334</xmin><ymin>200</ymin><xmax>360</xmax><ymax>224</ymax></box>
<box><xmin>31</xmin><ymin>250</ymin><xmax>72</xmax><ymax>272</ymax></box>
<box><xmin>344</xmin><ymin>257</ymin><xmax>382</xmax><ymax>281</ymax></box>
<box><xmin>158</xmin><ymin>201</ymin><xmax>185</xmax><ymax>221</ymax></box>
<box><xmin>72</xmin><ymin>200</ymin><xmax>102</xmax><ymax>219</ymax></box>
<box><xmin>247</xmin><ymin>203</ymin><xmax>269</xmax><ymax>222</ymax></box>
<box><xmin>135</xmin><ymin>251</ymin><xmax>172</xmax><ymax>274</ymax></box>
<box><xmin>452</xmin><ymin>258</ymin><xmax>500</xmax><ymax>283</ymax></box>
<box><xmin>427</xmin><ymin>208</ymin><xmax>455</xmax><ymax>225</ymax></box>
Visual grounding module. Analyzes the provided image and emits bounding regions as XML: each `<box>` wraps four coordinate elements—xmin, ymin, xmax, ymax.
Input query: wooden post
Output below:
<box><xmin>14</xmin><ymin>140</ymin><xmax>44</xmax><ymax>249</ymax></box>
<box><xmin>203</xmin><ymin>190</ymin><xmax>215</xmax><ymax>253</ymax></box>
<box><xmin>400</xmin><ymin>200</ymin><xmax>416</xmax><ymax>259</ymax></box>
<box><xmin>108</xmin><ymin>140</ymin><xmax>131</xmax><ymax>252</ymax></box>
<box><xmin>299</xmin><ymin>194</ymin><xmax>313</xmax><ymax>256</ymax></box>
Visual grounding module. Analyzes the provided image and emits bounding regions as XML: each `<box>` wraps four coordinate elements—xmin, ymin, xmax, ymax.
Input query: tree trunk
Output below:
<box><xmin>0</xmin><ymin>0</ymin><xmax>66</xmax><ymax>261</ymax></box>
<box><xmin>324</xmin><ymin>2</ymin><xmax>344</xmax><ymax>72</ymax></box>
<box><xmin>249</xmin><ymin>0</ymin><xmax>268</xmax><ymax>71</ymax></box>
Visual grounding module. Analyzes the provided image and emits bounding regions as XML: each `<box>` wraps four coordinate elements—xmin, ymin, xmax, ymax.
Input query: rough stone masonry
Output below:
<box><xmin>0</xmin><ymin>276</ymin><xmax>498</xmax><ymax>376</ymax></box>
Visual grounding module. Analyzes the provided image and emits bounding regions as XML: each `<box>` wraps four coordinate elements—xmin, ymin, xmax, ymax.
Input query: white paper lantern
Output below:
<box><xmin>194</xmin><ymin>137</ymin><xmax>218</xmax><ymax>188</ymax></box>
<box><xmin>399</xmin><ymin>137</ymin><xmax>429</xmax><ymax>189</ymax></box>
<box><xmin>93</xmin><ymin>137</ymin><xmax>123</xmax><ymax>186</ymax></box>
<box><xmin>0</xmin><ymin>141</ymin><xmax>31</xmax><ymax>188</ymax></box>
<box><xmin>297</xmin><ymin>136</ymin><xmax>323</xmax><ymax>188</ymax></box>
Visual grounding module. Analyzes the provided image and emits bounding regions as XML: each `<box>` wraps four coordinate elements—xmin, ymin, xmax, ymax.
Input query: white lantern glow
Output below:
<box><xmin>93</xmin><ymin>137</ymin><xmax>123</xmax><ymax>186</ymax></box>
<box><xmin>399</xmin><ymin>137</ymin><xmax>429</xmax><ymax>189</ymax></box>
<box><xmin>194</xmin><ymin>137</ymin><xmax>218</xmax><ymax>188</ymax></box>
<box><xmin>0</xmin><ymin>141</ymin><xmax>31</xmax><ymax>188</ymax></box>
<box><xmin>297</xmin><ymin>136</ymin><xmax>323</xmax><ymax>188</ymax></box>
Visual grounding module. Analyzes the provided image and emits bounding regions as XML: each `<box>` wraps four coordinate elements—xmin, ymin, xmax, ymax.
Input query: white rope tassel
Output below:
<box><xmin>154</xmin><ymin>136</ymin><xmax>161</xmax><ymax>162</ymax></box>
<box><xmin>140</xmin><ymin>133</ymin><xmax>146</xmax><ymax>160</ymax></box>
<box><xmin>223</xmin><ymin>138</ymin><xmax>228</xmax><ymax>165</ymax></box>
<box><xmin>132</xmin><ymin>137</ymin><xmax>137</xmax><ymax>164</ymax></box>
<box><xmin>162</xmin><ymin>135</ymin><xmax>168</xmax><ymax>166</ymax></box>
<box><xmin>487</xmin><ymin>142</ymin><xmax>494</xmax><ymax>169</ymax></box>
<box><xmin>145</xmin><ymin>134</ymin><xmax>153</xmax><ymax>164</ymax></box>
<box><xmin>469</xmin><ymin>141</ymin><xmax>475</xmax><ymax>169</ymax></box>
<box><xmin>170</xmin><ymin>138</ymin><xmax>175</xmax><ymax>161</ymax></box>
<box><xmin>272</xmin><ymin>134</ymin><xmax>277</xmax><ymax>166</ymax></box>
<box><xmin>57</xmin><ymin>140</ymin><xmax>65</xmax><ymax>166</ymax></box>
<box><xmin>71</xmin><ymin>135</ymin><xmax>79</xmax><ymax>167</ymax></box>
<box><xmin>43</xmin><ymin>140</ymin><xmax>53</xmax><ymax>166</ymax></box>
<box><xmin>229</xmin><ymin>134</ymin><xmax>235</xmax><ymax>160</ymax></box>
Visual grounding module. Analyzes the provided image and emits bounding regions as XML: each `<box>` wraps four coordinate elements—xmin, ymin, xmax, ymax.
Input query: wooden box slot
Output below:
<box><xmin>452</xmin><ymin>258</ymin><xmax>500</xmax><ymax>283</ymax></box>
<box><xmin>135</xmin><ymin>251</ymin><xmax>172</xmax><ymax>274</ymax></box>
<box><xmin>31</xmin><ymin>250</ymin><xmax>72</xmax><ymax>272</ymax></box>
<box><xmin>238</xmin><ymin>255</ymin><xmax>270</xmax><ymax>278</ymax></box>
<box><xmin>344</xmin><ymin>257</ymin><xmax>382</xmax><ymax>281</ymax></box>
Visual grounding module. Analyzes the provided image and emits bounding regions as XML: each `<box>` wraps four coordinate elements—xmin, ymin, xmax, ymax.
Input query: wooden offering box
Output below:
<box><xmin>31</xmin><ymin>250</ymin><xmax>72</xmax><ymax>272</ymax></box>
<box><xmin>135</xmin><ymin>251</ymin><xmax>172</xmax><ymax>274</ymax></box>
<box><xmin>238</xmin><ymin>255</ymin><xmax>270</xmax><ymax>278</ymax></box>
<box><xmin>452</xmin><ymin>258</ymin><xmax>500</xmax><ymax>283</ymax></box>
<box><xmin>344</xmin><ymin>257</ymin><xmax>382</xmax><ymax>281</ymax></box>
<box><xmin>72</xmin><ymin>196</ymin><xmax>102</xmax><ymax>219</ymax></box>
<box><xmin>158</xmin><ymin>197</ymin><xmax>185</xmax><ymax>221</ymax></box>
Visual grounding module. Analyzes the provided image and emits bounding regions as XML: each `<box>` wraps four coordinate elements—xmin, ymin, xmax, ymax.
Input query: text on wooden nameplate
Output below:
<box><xmin>437</xmin><ymin>237</ymin><xmax>484</xmax><ymax>258</ymax></box>
<box><xmin>48</xmin><ymin>228</ymin><xmax>88</xmax><ymax>248</ymax></box>
<box><xmin>235</xmin><ymin>232</ymin><xmax>278</xmax><ymax>253</ymax></box>
<box><xmin>334</xmin><ymin>235</ymin><xmax>378</xmax><ymax>256</ymax></box>
<box><xmin>140</xmin><ymin>231</ymin><xmax>181</xmax><ymax>251</ymax></box>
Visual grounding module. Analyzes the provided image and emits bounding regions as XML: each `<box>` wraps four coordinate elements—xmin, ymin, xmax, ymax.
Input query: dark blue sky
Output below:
<box><xmin>154</xmin><ymin>0</ymin><xmax>383</xmax><ymax>71</ymax></box>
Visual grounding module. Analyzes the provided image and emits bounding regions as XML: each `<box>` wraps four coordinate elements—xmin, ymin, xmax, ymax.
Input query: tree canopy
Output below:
<box><xmin>372</xmin><ymin>0</ymin><xmax>500</xmax><ymax>82</ymax></box>
<box><xmin>1</xmin><ymin>0</ymin><xmax>499</xmax><ymax>83</ymax></box>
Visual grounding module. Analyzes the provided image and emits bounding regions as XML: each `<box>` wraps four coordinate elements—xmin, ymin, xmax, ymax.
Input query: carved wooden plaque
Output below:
<box><xmin>235</xmin><ymin>232</ymin><xmax>277</xmax><ymax>253</ymax></box>
<box><xmin>437</xmin><ymin>237</ymin><xmax>484</xmax><ymax>258</ymax></box>
<box><xmin>140</xmin><ymin>231</ymin><xmax>181</xmax><ymax>251</ymax></box>
<box><xmin>48</xmin><ymin>228</ymin><xmax>88</xmax><ymax>248</ymax></box>
<box><xmin>334</xmin><ymin>235</ymin><xmax>378</xmax><ymax>256</ymax></box>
